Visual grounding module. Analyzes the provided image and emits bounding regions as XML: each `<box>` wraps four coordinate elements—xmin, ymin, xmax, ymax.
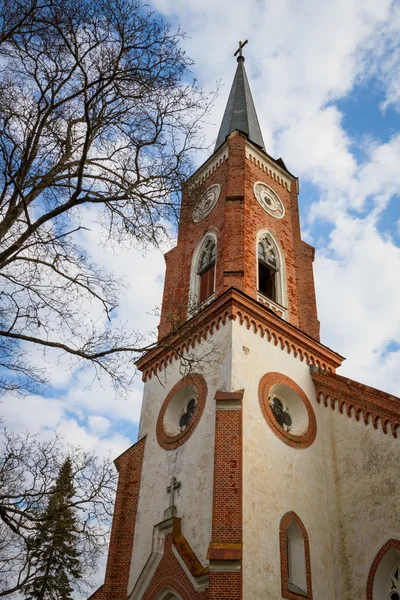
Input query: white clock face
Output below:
<box><xmin>193</xmin><ymin>184</ymin><xmax>220</xmax><ymax>222</ymax></box>
<box><xmin>254</xmin><ymin>181</ymin><xmax>285</xmax><ymax>219</ymax></box>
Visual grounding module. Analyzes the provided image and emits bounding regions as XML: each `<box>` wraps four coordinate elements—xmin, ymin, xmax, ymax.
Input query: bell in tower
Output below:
<box><xmin>89</xmin><ymin>42</ymin><xmax>400</xmax><ymax>600</ymax></box>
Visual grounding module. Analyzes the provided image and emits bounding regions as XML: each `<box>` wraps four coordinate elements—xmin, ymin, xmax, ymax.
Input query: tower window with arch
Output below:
<box><xmin>257</xmin><ymin>233</ymin><xmax>282</xmax><ymax>306</ymax></box>
<box><xmin>197</xmin><ymin>237</ymin><xmax>216</xmax><ymax>304</ymax></box>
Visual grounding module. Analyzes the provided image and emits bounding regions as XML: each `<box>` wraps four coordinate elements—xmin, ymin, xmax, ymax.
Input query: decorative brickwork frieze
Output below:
<box><xmin>156</xmin><ymin>374</ymin><xmax>207</xmax><ymax>450</ymax></box>
<box><xmin>259</xmin><ymin>372</ymin><xmax>317</xmax><ymax>449</ymax></box>
<box><xmin>137</xmin><ymin>289</ymin><xmax>344</xmax><ymax>382</ymax></box>
<box><xmin>311</xmin><ymin>369</ymin><xmax>400</xmax><ymax>438</ymax></box>
<box><xmin>366</xmin><ymin>539</ymin><xmax>400</xmax><ymax>600</ymax></box>
<box><xmin>279</xmin><ymin>511</ymin><xmax>313</xmax><ymax>600</ymax></box>
<box><xmin>88</xmin><ymin>437</ymin><xmax>146</xmax><ymax>600</ymax></box>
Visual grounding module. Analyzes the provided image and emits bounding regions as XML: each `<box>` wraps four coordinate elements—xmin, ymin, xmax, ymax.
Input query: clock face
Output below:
<box><xmin>193</xmin><ymin>184</ymin><xmax>220</xmax><ymax>222</ymax></box>
<box><xmin>253</xmin><ymin>181</ymin><xmax>285</xmax><ymax>219</ymax></box>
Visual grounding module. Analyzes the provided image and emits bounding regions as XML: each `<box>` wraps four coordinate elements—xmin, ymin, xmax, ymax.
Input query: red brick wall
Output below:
<box><xmin>89</xmin><ymin>437</ymin><xmax>146</xmax><ymax>600</ymax></box>
<box><xmin>141</xmin><ymin>534</ymin><xmax>209</xmax><ymax>600</ymax></box>
<box><xmin>158</xmin><ymin>131</ymin><xmax>319</xmax><ymax>342</ymax></box>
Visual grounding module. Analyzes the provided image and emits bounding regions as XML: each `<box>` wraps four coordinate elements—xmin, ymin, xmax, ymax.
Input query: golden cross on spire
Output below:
<box><xmin>234</xmin><ymin>39</ymin><xmax>248</xmax><ymax>58</ymax></box>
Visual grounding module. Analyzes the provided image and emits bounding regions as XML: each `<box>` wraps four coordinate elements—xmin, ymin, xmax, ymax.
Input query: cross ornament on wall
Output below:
<box><xmin>234</xmin><ymin>39</ymin><xmax>248</xmax><ymax>58</ymax></box>
<box><xmin>164</xmin><ymin>476</ymin><xmax>181</xmax><ymax>520</ymax></box>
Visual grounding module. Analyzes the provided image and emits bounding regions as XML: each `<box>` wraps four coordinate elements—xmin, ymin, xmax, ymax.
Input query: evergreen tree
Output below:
<box><xmin>24</xmin><ymin>458</ymin><xmax>82</xmax><ymax>600</ymax></box>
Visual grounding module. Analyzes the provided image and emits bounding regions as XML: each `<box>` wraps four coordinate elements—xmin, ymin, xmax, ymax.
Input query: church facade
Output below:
<box><xmin>89</xmin><ymin>49</ymin><xmax>400</xmax><ymax>600</ymax></box>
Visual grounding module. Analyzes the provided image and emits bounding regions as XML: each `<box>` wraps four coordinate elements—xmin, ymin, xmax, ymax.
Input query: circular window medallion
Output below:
<box><xmin>254</xmin><ymin>181</ymin><xmax>285</xmax><ymax>219</ymax></box>
<box><xmin>258</xmin><ymin>372</ymin><xmax>316</xmax><ymax>448</ymax></box>
<box><xmin>193</xmin><ymin>184</ymin><xmax>220</xmax><ymax>222</ymax></box>
<box><xmin>156</xmin><ymin>374</ymin><xmax>207</xmax><ymax>450</ymax></box>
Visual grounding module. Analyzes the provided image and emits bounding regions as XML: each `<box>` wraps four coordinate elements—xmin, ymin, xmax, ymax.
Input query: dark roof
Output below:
<box><xmin>214</xmin><ymin>56</ymin><xmax>265</xmax><ymax>152</ymax></box>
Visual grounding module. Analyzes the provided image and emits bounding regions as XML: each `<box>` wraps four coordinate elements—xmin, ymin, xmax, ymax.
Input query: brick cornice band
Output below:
<box><xmin>207</xmin><ymin>542</ymin><xmax>242</xmax><ymax>561</ymax></box>
<box><xmin>137</xmin><ymin>288</ymin><xmax>344</xmax><ymax>381</ymax></box>
<box><xmin>311</xmin><ymin>369</ymin><xmax>400</xmax><ymax>438</ymax></box>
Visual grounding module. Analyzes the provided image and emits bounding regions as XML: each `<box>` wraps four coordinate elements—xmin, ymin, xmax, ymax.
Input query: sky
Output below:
<box><xmin>2</xmin><ymin>0</ymin><xmax>400</xmax><ymax>587</ymax></box>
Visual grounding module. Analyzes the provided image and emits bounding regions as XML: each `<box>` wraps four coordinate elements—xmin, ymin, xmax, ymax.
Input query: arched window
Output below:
<box><xmin>280</xmin><ymin>511</ymin><xmax>313</xmax><ymax>599</ymax></box>
<box><xmin>257</xmin><ymin>232</ymin><xmax>286</xmax><ymax>317</ymax></box>
<box><xmin>367</xmin><ymin>539</ymin><xmax>400</xmax><ymax>600</ymax></box>
<box><xmin>191</xmin><ymin>235</ymin><xmax>216</xmax><ymax>307</ymax></box>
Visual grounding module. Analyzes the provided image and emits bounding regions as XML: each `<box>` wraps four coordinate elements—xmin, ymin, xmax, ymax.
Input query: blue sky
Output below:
<box><xmin>2</xmin><ymin>0</ymin><xmax>400</xmax><ymax>522</ymax></box>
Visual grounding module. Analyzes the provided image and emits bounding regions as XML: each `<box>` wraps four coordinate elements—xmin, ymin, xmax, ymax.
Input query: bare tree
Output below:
<box><xmin>0</xmin><ymin>428</ymin><xmax>117</xmax><ymax>597</ymax></box>
<box><xmin>0</xmin><ymin>0</ymin><xmax>215</xmax><ymax>395</ymax></box>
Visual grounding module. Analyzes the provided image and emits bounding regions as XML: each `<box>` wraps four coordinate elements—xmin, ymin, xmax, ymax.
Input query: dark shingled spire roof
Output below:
<box><xmin>214</xmin><ymin>55</ymin><xmax>265</xmax><ymax>152</ymax></box>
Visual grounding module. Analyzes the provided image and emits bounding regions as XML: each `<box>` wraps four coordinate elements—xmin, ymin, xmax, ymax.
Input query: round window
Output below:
<box><xmin>156</xmin><ymin>374</ymin><xmax>207</xmax><ymax>450</ymax></box>
<box><xmin>259</xmin><ymin>373</ymin><xmax>316</xmax><ymax>448</ymax></box>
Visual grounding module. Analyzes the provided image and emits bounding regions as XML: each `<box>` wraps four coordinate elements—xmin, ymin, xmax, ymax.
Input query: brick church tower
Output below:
<box><xmin>90</xmin><ymin>45</ymin><xmax>400</xmax><ymax>600</ymax></box>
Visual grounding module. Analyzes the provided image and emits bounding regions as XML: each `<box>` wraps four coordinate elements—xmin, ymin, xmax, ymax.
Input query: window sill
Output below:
<box><xmin>257</xmin><ymin>292</ymin><xmax>288</xmax><ymax>320</ymax></box>
<box><xmin>187</xmin><ymin>293</ymin><xmax>216</xmax><ymax>319</ymax></box>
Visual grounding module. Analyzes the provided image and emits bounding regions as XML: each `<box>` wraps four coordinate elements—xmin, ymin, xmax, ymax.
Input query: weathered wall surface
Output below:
<box><xmin>319</xmin><ymin>400</ymin><xmax>400</xmax><ymax>600</ymax></box>
<box><xmin>128</xmin><ymin>322</ymin><xmax>233</xmax><ymax>593</ymax></box>
<box><xmin>233</xmin><ymin>315</ymin><xmax>399</xmax><ymax>600</ymax></box>
<box><xmin>232</xmin><ymin>319</ymin><xmax>337</xmax><ymax>600</ymax></box>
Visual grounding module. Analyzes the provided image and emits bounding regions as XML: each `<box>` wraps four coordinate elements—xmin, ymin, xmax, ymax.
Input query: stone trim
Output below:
<box><xmin>189</xmin><ymin>144</ymin><xmax>229</xmax><ymax>187</ymax></box>
<box><xmin>215</xmin><ymin>390</ymin><xmax>244</xmax><ymax>410</ymax></box>
<box><xmin>156</xmin><ymin>374</ymin><xmax>207</xmax><ymax>450</ymax></box>
<box><xmin>279</xmin><ymin>511</ymin><xmax>313</xmax><ymax>600</ymax></box>
<box><xmin>366</xmin><ymin>538</ymin><xmax>400</xmax><ymax>600</ymax></box>
<box><xmin>209</xmin><ymin>561</ymin><xmax>241</xmax><ymax>573</ymax></box>
<box><xmin>259</xmin><ymin>373</ymin><xmax>317</xmax><ymax>449</ymax></box>
<box><xmin>137</xmin><ymin>289</ymin><xmax>344</xmax><ymax>381</ymax></box>
<box><xmin>311</xmin><ymin>369</ymin><xmax>400</xmax><ymax>439</ymax></box>
<box><xmin>172</xmin><ymin>518</ymin><xmax>209</xmax><ymax>578</ymax></box>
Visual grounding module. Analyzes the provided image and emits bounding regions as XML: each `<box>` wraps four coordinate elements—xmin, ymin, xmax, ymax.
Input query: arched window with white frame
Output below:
<box><xmin>256</xmin><ymin>231</ymin><xmax>287</xmax><ymax>318</ymax></box>
<box><xmin>189</xmin><ymin>233</ymin><xmax>217</xmax><ymax>312</ymax></box>
<box><xmin>280</xmin><ymin>511</ymin><xmax>313</xmax><ymax>599</ymax></box>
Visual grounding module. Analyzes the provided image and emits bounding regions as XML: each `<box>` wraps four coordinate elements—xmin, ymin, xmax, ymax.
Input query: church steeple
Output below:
<box><xmin>214</xmin><ymin>42</ymin><xmax>265</xmax><ymax>152</ymax></box>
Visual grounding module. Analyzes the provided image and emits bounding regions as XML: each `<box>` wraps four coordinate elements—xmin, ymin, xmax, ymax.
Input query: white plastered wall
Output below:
<box><xmin>233</xmin><ymin>319</ymin><xmax>337</xmax><ymax>600</ymax></box>
<box><xmin>128</xmin><ymin>321</ymin><xmax>233</xmax><ymax>593</ymax></box>
<box><xmin>319</xmin><ymin>399</ymin><xmax>400</xmax><ymax>600</ymax></box>
<box><xmin>233</xmin><ymin>317</ymin><xmax>399</xmax><ymax>600</ymax></box>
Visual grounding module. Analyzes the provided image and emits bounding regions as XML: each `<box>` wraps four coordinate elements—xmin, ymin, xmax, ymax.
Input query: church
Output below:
<box><xmin>89</xmin><ymin>43</ymin><xmax>400</xmax><ymax>600</ymax></box>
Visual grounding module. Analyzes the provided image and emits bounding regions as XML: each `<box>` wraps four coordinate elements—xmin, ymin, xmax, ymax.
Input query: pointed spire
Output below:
<box><xmin>214</xmin><ymin>42</ymin><xmax>265</xmax><ymax>152</ymax></box>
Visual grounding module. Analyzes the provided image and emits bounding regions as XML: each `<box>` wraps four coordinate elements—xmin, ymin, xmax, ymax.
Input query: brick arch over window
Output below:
<box><xmin>154</xmin><ymin>586</ymin><xmax>184</xmax><ymax>600</ymax></box>
<box><xmin>280</xmin><ymin>511</ymin><xmax>313</xmax><ymax>600</ymax></box>
<box><xmin>367</xmin><ymin>539</ymin><xmax>400</xmax><ymax>600</ymax></box>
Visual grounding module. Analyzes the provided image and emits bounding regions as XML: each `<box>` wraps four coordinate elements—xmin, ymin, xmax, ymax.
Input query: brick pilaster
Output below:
<box><xmin>208</xmin><ymin>390</ymin><xmax>243</xmax><ymax>600</ymax></box>
<box><xmin>89</xmin><ymin>437</ymin><xmax>146</xmax><ymax>600</ymax></box>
